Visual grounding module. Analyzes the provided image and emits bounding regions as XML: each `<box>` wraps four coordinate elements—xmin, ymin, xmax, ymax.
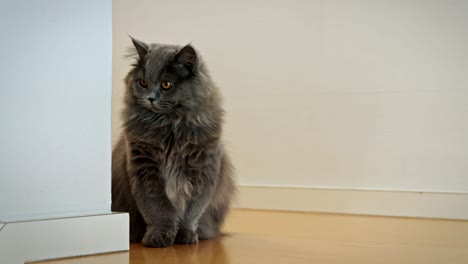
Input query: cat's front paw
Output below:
<box><xmin>142</xmin><ymin>225</ymin><xmax>177</xmax><ymax>248</ymax></box>
<box><xmin>174</xmin><ymin>228</ymin><xmax>199</xmax><ymax>244</ymax></box>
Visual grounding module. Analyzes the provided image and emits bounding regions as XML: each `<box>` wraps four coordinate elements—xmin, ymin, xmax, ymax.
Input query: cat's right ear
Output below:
<box><xmin>130</xmin><ymin>36</ymin><xmax>148</xmax><ymax>59</ymax></box>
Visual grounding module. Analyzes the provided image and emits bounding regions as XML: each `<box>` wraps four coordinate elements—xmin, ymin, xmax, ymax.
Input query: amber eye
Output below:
<box><xmin>161</xmin><ymin>80</ymin><xmax>172</xmax><ymax>90</ymax></box>
<box><xmin>139</xmin><ymin>79</ymin><xmax>148</xmax><ymax>88</ymax></box>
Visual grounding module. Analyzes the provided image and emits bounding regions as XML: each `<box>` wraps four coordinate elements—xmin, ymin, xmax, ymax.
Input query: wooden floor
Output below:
<box><xmin>34</xmin><ymin>209</ymin><xmax>468</xmax><ymax>264</ymax></box>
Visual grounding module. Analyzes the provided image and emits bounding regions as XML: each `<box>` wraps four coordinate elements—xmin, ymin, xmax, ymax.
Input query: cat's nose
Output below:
<box><xmin>148</xmin><ymin>97</ymin><xmax>155</xmax><ymax>103</ymax></box>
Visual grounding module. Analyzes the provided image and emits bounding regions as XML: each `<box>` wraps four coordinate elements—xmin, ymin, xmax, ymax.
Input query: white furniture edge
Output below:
<box><xmin>235</xmin><ymin>186</ymin><xmax>468</xmax><ymax>220</ymax></box>
<box><xmin>0</xmin><ymin>213</ymin><xmax>129</xmax><ymax>264</ymax></box>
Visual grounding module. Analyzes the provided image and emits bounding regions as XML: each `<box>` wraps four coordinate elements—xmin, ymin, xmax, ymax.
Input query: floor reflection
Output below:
<box><xmin>131</xmin><ymin>238</ymin><xmax>229</xmax><ymax>264</ymax></box>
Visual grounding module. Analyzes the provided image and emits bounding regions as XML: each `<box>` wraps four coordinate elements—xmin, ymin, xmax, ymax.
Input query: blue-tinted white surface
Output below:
<box><xmin>0</xmin><ymin>0</ymin><xmax>112</xmax><ymax>221</ymax></box>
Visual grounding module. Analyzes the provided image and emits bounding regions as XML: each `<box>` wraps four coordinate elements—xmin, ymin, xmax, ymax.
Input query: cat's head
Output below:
<box><xmin>125</xmin><ymin>37</ymin><xmax>212</xmax><ymax>113</ymax></box>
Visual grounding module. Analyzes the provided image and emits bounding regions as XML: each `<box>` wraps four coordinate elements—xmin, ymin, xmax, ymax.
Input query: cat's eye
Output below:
<box><xmin>139</xmin><ymin>79</ymin><xmax>148</xmax><ymax>88</ymax></box>
<box><xmin>161</xmin><ymin>81</ymin><xmax>172</xmax><ymax>90</ymax></box>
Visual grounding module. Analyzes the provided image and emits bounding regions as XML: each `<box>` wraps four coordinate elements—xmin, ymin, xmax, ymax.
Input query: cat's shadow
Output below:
<box><xmin>131</xmin><ymin>238</ymin><xmax>229</xmax><ymax>264</ymax></box>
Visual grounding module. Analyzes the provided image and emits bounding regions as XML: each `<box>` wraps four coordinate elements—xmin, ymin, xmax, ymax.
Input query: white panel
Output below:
<box><xmin>113</xmin><ymin>0</ymin><xmax>468</xmax><ymax>193</ymax></box>
<box><xmin>0</xmin><ymin>213</ymin><xmax>129</xmax><ymax>264</ymax></box>
<box><xmin>236</xmin><ymin>186</ymin><xmax>468</xmax><ymax>220</ymax></box>
<box><xmin>0</xmin><ymin>0</ymin><xmax>112</xmax><ymax>221</ymax></box>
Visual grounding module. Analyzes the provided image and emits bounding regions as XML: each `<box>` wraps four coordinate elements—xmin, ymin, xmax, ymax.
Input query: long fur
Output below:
<box><xmin>111</xmin><ymin>40</ymin><xmax>236</xmax><ymax>247</ymax></box>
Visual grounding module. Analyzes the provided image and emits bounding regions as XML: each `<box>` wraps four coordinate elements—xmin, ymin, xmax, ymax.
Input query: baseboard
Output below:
<box><xmin>234</xmin><ymin>186</ymin><xmax>468</xmax><ymax>220</ymax></box>
<box><xmin>0</xmin><ymin>213</ymin><xmax>129</xmax><ymax>264</ymax></box>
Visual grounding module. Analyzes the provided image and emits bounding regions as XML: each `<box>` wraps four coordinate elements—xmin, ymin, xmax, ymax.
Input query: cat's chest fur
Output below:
<box><xmin>126</xmin><ymin>119</ymin><xmax>218</xmax><ymax>211</ymax></box>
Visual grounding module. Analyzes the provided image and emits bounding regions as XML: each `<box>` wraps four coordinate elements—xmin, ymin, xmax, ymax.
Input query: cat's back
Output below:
<box><xmin>111</xmin><ymin>136</ymin><xmax>132</xmax><ymax>211</ymax></box>
<box><xmin>112</xmin><ymin>136</ymin><xmax>128</xmax><ymax>171</ymax></box>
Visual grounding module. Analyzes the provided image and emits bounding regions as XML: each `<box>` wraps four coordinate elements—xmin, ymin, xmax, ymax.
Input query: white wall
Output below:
<box><xmin>0</xmin><ymin>0</ymin><xmax>112</xmax><ymax>221</ymax></box>
<box><xmin>113</xmin><ymin>1</ymin><xmax>468</xmax><ymax>195</ymax></box>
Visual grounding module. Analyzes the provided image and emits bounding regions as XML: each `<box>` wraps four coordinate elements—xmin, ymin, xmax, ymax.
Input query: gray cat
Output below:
<box><xmin>111</xmin><ymin>37</ymin><xmax>236</xmax><ymax>248</ymax></box>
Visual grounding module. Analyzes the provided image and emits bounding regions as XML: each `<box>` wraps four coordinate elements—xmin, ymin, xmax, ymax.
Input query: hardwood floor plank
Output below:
<box><xmin>33</xmin><ymin>209</ymin><xmax>468</xmax><ymax>264</ymax></box>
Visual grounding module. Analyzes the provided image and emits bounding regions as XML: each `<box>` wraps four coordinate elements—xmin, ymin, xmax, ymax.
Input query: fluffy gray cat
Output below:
<box><xmin>112</xmin><ymin>37</ymin><xmax>236</xmax><ymax>248</ymax></box>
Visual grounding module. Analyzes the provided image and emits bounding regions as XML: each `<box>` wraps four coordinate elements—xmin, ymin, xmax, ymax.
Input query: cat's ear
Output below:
<box><xmin>174</xmin><ymin>45</ymin><xmax>197</xmax><ymax>76</ymax></box>
<box><xmin>130</xmin><ymin>36</ymin><xmax>148</xmax><ymax>59</ymax></box>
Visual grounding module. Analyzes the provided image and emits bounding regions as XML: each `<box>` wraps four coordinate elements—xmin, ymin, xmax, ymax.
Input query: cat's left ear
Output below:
<box><xmin>174</xmin><ymin>45</ymin><xmax>197</xmax><ymax>76</ymax></box>
<box><xmin>130</xmin><ymin>36</ymin><xmax>148</xmax><ymax>59</ymax></box>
